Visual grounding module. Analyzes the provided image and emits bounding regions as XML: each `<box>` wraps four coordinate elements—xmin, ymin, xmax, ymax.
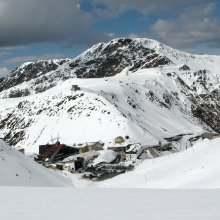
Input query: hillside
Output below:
<box><xmin>0</xmin><ymin>138</ymin><xmax>71</xmax><ymax>186</ymax></box>
<box><xmin>0</xmin><ymin>38</ymin><xmax>219</xmax><ymax>152</ymax></box>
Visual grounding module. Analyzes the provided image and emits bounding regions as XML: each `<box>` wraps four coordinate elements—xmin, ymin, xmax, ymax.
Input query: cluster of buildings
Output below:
<box><xmin>1</xmin><ymin>131</ymin><xmax>219</xmax><ymax>181</ymax></box>
<box><xmin>33</xmin><ymin>132</ymin><xmax>220</xmax><ymax>180</ymax></box>
<box><xmin>34</xmin><ymin>135</ymin><xmax>175</xmax><ymax>177</ymax></box>
<box><xmin>35</xmin><ymin>140</ymin><xmax>104</xmax><ymax>172</ymax></box>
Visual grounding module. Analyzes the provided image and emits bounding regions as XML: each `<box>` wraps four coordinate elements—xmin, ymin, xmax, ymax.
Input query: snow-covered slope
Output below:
<box><xmin>0</xmin><ymin>138</ymin><xmax>71</xmax><ymax>186</ymax></box>
<box><xmin>98</xmin><ymin>137</ymin><xmax>220</xmax><ymax>188</ymax></box>
<box><xmin>1</xmin><ymin>188</ymin><xmax>220</xmax><ymax>220</ymax></box>
<box><xmin>0</xmin><ymin>70</ymin><xmax>205</xmax><ymax>152</ymax></box>
<box><xmin>0</xmin><ymin>38</ymin><xmax>219</xmax><ymax>152</ymax></box>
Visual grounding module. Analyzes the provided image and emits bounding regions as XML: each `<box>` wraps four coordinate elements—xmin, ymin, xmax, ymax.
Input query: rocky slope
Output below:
<box><xmin>0</xmin><ymin>38</ymin><xmax>219</xmax><ymax>152</ymax></box>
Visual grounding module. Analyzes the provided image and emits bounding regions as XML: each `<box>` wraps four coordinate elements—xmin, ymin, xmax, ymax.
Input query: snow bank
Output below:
<box><xmin>93</xmin><ymin>150</ymin><xmax>117</xmax><ymax>166</ymax></box>
<box><xmin>98</xmin><ymin>137</ymin><xmax>220</xmax><ymax>188</ymax></box>
<box><xmin>1</xmin><ymin>187</ymin><xmax>220</xmax><ymax>220</ymax></box>
<box><xmin>0</xmin><ymin>139</ymin><xmax>71</xmax><ymax>187</ymax></box>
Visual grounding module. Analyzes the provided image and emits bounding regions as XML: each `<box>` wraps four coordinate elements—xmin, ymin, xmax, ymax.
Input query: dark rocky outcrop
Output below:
<box><xmin>0</xmin><ymin>59</ymin><xmax>68</xmax><ymax>93</ymax></box>
<box><xmin>69</xmin><ymin>39</ymin><xmax>172</xmax><ymax>78</ymax></box>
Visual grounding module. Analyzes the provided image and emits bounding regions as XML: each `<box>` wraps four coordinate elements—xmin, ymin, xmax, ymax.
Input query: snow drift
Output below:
<box><xmin>0</xmin><ymin>138</ymin><xmax>71</xmax><ymax>186</ymax></box>
<box><xmin>98</xmin><ymin>137</ymin><xmax>220</xmax><ymax>188</ymax></box>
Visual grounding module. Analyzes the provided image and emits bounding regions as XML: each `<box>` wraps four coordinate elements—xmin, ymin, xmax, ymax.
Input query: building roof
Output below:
<box><xmin>63</xmin><ymin>151</ymin><xmax>100</xmax><ymax>163</ymax></box>
<box><xmin>108</xmin><ymin>140</ymin><xmax>132</xmax><ymax>148</ymax></box>
<box><xmin>126</xmin><ymin>144</ymin><xmax>141</xmax><ymax>153</ymax></box>
<box><xmin>69</xmin><ymin>141</ymin><xmax>104</xmax><ymax>149</ymax></box>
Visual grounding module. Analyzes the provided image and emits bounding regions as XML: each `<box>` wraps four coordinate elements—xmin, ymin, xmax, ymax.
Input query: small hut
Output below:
<box><xmin>37</xmin><ymin>141</ymin><xmax>79</xmax><ymax>163</ymax></box>
<box><xmin>114</xmin><ymin>136</ymin><xmax>125</xmax><ymax>144</ymax></box>
<box><xmin>78</xmin><ymin>141</ymin><xmax>104</xmax><ymax>153</ymax></box>
<box><xmin>71</xmin><ymin>85</ymin><xmax>81</xmax><ymax>91</ymax></box>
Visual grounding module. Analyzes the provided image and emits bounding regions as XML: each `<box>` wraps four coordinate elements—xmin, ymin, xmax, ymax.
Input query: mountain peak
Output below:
<box><xmin>69</xmin><ymin>37</ymin><xmax>172</xmax><ymax>78</ymax></box>
<box><xmin>0</xmin><ymin>37</ymin><xmax>219</xmax><ymax>97</ymax></box>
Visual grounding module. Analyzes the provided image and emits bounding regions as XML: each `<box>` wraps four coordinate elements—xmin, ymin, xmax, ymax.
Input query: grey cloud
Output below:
<box><xmin>0</xmin><ymin>46</ymin><xmax>26</xmax><ymax>50</ymax></box>
<box><xmin>3</xmin><ymin>53</ymin><xmax>65</xmax><ymax>64</ymax></box>
<box><xmin>0</xmin><ymin>52</ymin><xmax>10</xmax><ymax>56</ymax></box>
<box><xmin>92</xmin><ymin>0</ymin><xmax>210</xmax><ymax>16</ymax></box>
<box><xmin>0</xmin><ymin>0</ymin><xmax>218</xmax><ymax>52</ymax></box>
<box><xmin>0</xmin><ymin>67</ymin><xmax>9</xmax><ymax>77</ymax></box>
<box><xmin>0</xmin><ymin>0</ymin><xmax>100</xmax><ymax>47</ymax></box>
<box><xmin>150</xmin><ymin>3</ymin><xmax>220</xmax><ymax>49</ymax></box>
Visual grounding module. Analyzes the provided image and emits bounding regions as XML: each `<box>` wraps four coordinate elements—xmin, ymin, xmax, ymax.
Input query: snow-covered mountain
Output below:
<box><xmin>0</xmin><ymin>38</ymin><xmax>219</xmax><ymax>153</ymax></box>
<box><xmin>0</xmin><ymin>138</ymin><xmax>71</xmax><ymax>186</ymax></box>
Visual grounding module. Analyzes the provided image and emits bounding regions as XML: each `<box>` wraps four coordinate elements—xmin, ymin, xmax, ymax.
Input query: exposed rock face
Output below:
<box><xmin>168</xmin><ymin>69</ymin><xmax>220</xmax><ymax>133</ymax></box>
<box><xmin>191</xmin><ymin>90</ymin><xmax>220</xmax><ymax>133</ymax></box>
<box><xmin>69</xmin><ymin>38</ymin><xmax>172</xmax><ymax>78</ymax></box>
<box><xmin>0</xmin><ymin>59</ymin><xmax>68</xmax><ymax>93</ymax></box>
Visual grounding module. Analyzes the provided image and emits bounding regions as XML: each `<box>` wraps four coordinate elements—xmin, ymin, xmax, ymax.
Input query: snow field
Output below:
<box><xmin>1</xmin><ymin>187</ymin><xmax>220</xmax><ymax>220</ymax></box>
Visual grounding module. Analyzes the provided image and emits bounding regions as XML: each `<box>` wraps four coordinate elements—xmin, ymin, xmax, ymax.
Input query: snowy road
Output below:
<box><xmin>0</xmin><ymin>187</ymin><xmax>220</xmax><ymax>220</ymax></box>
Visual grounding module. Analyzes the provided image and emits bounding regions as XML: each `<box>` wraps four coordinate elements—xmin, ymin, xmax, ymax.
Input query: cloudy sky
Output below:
<box><xmin>0</xmin><ymin>0</ymin><xmax>220</xmax><ymax>75</ymax></box>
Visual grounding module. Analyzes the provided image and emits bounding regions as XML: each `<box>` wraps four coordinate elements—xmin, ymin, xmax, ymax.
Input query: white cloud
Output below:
<box><xmin>0</xmin><ymin>52</ymin><xmax>10</xmax><ymax>56</ymax></box>
<box><xmin>0</xmin><ymin>67</ymin><xmax>9</xmax><ymax>78</ymax></box>
<box><xmin>3</xmin><ymin>53</ymin><xmax>65</xmax><ymax>64</ymax></box>
<box><xmin>92</xmin><ymin>0</ymin><xmax>210</xmax><ymax>16</ymax></box>
<box><xmin>1</xmin><ymin>46</ymin><xmax>26</xmax><ymax>51</ymax></box>
<box><xmin>0</xmin><ymin>0</ymin><xmax>95</xmax><ymax>47</ymax></box>
<box><xmin>127</xmin><ymin>33</ymin><xmax>142</xmax><ymax>39</ymax></box>
<box><xmin>151</xmin><ymin>3</ymin><xmax>220</xmax><ymax>49</ymax></box>
<box><xmin>0</xmin><ymin>0</ymin><xmax>218</xmax><ymax>53</ymax></box>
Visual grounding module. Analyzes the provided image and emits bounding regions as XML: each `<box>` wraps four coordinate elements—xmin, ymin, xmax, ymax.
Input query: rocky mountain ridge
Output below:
<box><xmin>0</xmin><ymin>38</ymin><xmax>219</xmax><ymax>151</ymax></box>
<box><xmin>0</xmin><ymin>38</ymin><xmax>174</xmax><ymax>94</ymax></box>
